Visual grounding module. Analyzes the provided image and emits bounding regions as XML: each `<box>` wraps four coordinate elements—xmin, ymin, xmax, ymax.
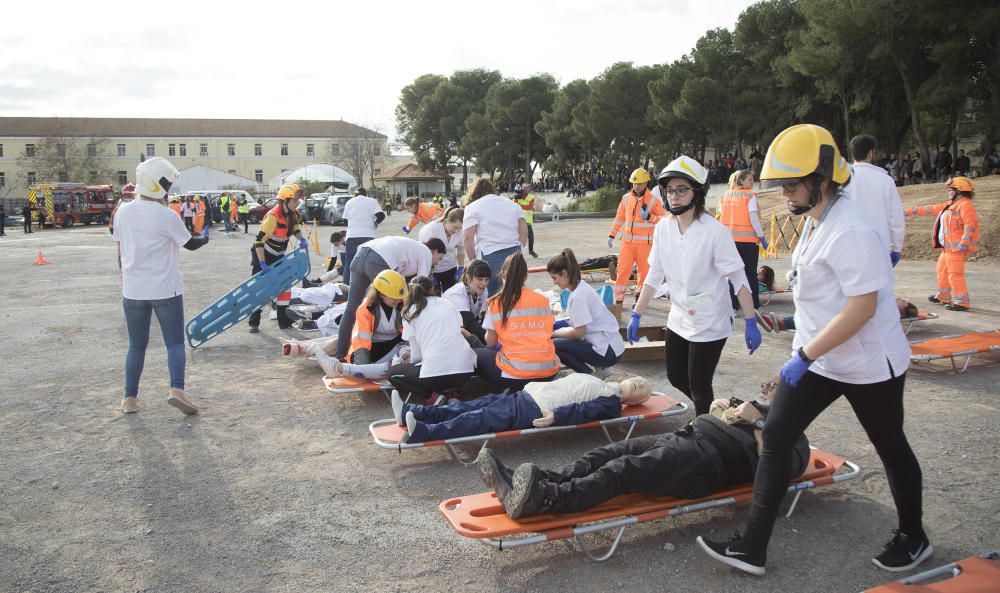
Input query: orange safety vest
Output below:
<box><xmin>260</xmin><ymin>203</ymin><xmax>299</xmax><ymax>256</ymax></box>
<box><xmin>347</xmin><ymin>302</ymin><xmax>402</xmax><ymax>361</ymax></box>
<box><xmin>489</xmin><ymin>289</ymin><xmax>559</xmax><ymax>379</ymax></box>
<box><xmin>169</xmin><ymin>202</ymin><xmax>182</xmax><ymax>218</ymax></box>
<box><xmin>907</xmin><ymin>196</ymin><xmax>980</xmax><ymax>254</ymax></box>
<box><xmin>608</xmin><ymin>189</ymin><xmax>665</xmax><ymax>244</ymax></box>
<box><xmin>718</xmin><ymin>188</ymin><xmax>760</xmax><ymax>243</ymax></box>
<box><xmin>193</xmin><ymin>202</ymin><xmax>205</xmax><ymax>234</ymax></box>
<box><xmin>406</xmin><ymin>202</ymin><xmax>443</xmax><ymax>230</ymax></box>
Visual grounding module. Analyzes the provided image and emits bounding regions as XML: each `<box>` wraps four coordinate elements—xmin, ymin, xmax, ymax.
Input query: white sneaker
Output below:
<box><xmin>391</xmin><ymin>390</ymin><xmax>405</xmax><ymax>426</ymax></box>
<box><xmin>315</xmin><ymin>351</ymin><xmax>341</xmax><ymax>377</ymax></box>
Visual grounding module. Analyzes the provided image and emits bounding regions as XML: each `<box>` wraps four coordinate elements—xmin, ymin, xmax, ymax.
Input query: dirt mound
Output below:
<box><xmin>753</xmin><ymin>175</ymin><xmax>1000</xmax><ymax>262</ymax></box>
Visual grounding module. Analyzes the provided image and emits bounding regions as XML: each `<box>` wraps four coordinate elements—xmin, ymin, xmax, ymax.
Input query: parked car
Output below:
<box><xmin>4</xmin><ymin>214</ymin><xmax>25</xmax><ymax>228</ymax></box>
<box><xmin>299</xmin><ymin>193</ymin><xmax>330</xmax><ymax>224</ymax></box>
<box><xmin>249</xmin><ymin>197</ymin><xmax>279</xmax><ymax>223</ymax></box>
<box><xmin>321</xmin><ymin>193</ymin><xmax>352</xmax><ymax>225</ymax></box>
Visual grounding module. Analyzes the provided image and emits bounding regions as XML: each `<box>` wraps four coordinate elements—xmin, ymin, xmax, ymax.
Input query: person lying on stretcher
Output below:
<box><xmin>479</xmin><ymin>380</ymin><xmax>810</xmax><ymax>519</ymax></box>
<box><xmin>390</xmin><ymin>373</ymin><xmax>652</xmax><ymax>443</ymax></box>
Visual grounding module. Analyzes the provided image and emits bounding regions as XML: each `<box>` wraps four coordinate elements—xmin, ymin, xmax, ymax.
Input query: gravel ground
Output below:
<box><xmin>1</xmin><ymin>212</ymin><xmax>998</xmax><ymax>593</ymax></box>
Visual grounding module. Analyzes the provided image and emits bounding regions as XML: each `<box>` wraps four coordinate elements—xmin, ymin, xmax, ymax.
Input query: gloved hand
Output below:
<box><xmin>455</xmin><ymin>266</ymin><xmax>464</xmax><ymax>281</ymax></box>
<box><xmin>759</xmin><ymin>236</ymin><xmax>768</xmax><ymax>250</ymax></box>
<box><xmin>744</xmin><ymin>317</ymin><xmax>762</xmax><ymax>354</ymax></box>
<box><xmin>640</xmin><ymin>204</ymin><xmax>651</xmax><ymax>220</ymax></box>
<box><xmin>259</xmin><ymin>260</ymin><xmax>271</xmax><ymax>274</ymax></box>
<box><xmin>199</xmin><ymin>224</ymin><xmax>210</xmax><ymax>239</ymax></box>
<box><xmin>626</xmin><ymin>311</ymin><xmax>641</xmax><ymax>344</ymax></box>
<box><xmin>299</xmin><ymin>238</ymin><xmax>308</xmax><ymax>250</ymax></box>
<box><xmin>402</xmin><ymin>226</ymin><xmax>410</xmax><ymax>234</ymax></box>
<box><xmin>607</xmin><ymin>236</ymin><xmax>614</xmax><ymax>249</ymax></box>
<box><xmin>780</xmin><ymin>349</ymin><xmax>813</xmax><ymax>387</ymax></box>
<box><xmin>553</xmin><ymin>319</ymin><xmax>570</xmax><ymax>331</ymax></box>
<box><xmin>890</xmin><ymin>251</ymin><xmax>901</xmax><ymax>266</ymax></box>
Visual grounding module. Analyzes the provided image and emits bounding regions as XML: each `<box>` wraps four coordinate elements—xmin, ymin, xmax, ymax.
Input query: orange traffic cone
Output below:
<box><xmin>32</xmin><ymin>250</ymin><xmax>52</xmax><ymax>266</ymax></box>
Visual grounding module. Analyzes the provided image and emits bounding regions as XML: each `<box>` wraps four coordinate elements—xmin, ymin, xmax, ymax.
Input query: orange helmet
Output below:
<box><xmin>946</xmin><ymin>176</ymin><xmax>973</xmax><ymax>193</ymax></box>
<box><xmin>277</xmin><ymin>183</ymin><xmax>304</xmax><ymax>201</ymax></box>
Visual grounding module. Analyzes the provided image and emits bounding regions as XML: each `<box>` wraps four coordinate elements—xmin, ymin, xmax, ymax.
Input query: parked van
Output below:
<box><xmin>187</xmin><ymin>190</ymin><xmax>256</xmax><ymax>223</ymax></box>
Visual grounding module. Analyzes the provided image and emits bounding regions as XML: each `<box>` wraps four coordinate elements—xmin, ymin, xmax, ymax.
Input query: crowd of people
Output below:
<box><xmin>109</xmin><ymin>120</ymin><xmax>996</xmax><ymax>580</ymax></box>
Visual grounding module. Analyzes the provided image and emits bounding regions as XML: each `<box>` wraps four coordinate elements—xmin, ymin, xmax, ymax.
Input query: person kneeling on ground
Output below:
<box><xmin>479</xmin><ymin>380</ymin><xmax>808</xmax><ymax>520</ymax></box>
<box><xmin>441</xmin><ymin>259</ymin><xmax>491</xmax><ymax>346</ymax></box>
<box><xmin>393</xmin><ymin>373</ymin><xmax>651</xmax><ymax>444</ymax></box>
<box><xmin>757</xmin><ymin>297</ymin><xmax>920</xmax><ymax>333</ymax></box>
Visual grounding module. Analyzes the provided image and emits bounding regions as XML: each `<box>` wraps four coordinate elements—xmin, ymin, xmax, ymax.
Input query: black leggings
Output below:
<box><xmin>665</xmin><ymin>328</ymin><xmax>726</xmax><ymax>415</ymax></box>
<box><xmin>742</xmin><ymin>371</ymin><xmax>922</xmax><ymax>550</ymax></box>
<box><xmin>386</xmin><ymin>363</ymin><xmax>473</xmax><ymax>401</ymax></box>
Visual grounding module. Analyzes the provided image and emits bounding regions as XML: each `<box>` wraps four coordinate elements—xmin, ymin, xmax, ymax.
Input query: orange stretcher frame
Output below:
<box><xmin>369</xmin><ymin>393</ymin><xmax>687</xmax><ymax>465</ymax></box>
<box><xmin>439</xmin><ymin>448</ymin><xmax>859</xmax><ymax>561</ymax></box>
<box><xmin>759</xmin><ymin>285</ymin><xmax>791</xmax><ymax>305</ymax></box>
<box><xmin>909</xmin><ymin>329</ymin><xmax>1000</xmax><ymax>373</ymax></box>
<box><xmin>901</xmin><ymin>310</ymin><xmax>938</xmax><ymax>335</ymax></box>
<box><xmin>862</xmin><ymin>549</ymin><xmax>1000</xmax><ymax>593</ymax></box>
<box><xmin>323</xmin><ymin>376</ymin><xmax>394</xmax><ymax>401</ymax></box>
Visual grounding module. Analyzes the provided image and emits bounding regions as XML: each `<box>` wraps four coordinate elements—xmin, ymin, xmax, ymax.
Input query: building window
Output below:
<box><xmin>117</xmin><ymin>171</ymin><xmax>128</xmax><ymax>185</ymax></box>
<box><xmin>255</xmin><ymin>169</ymin><xmax>263</xmax><ymax>183</ymax></box>
<box><xmin>0</xmin><ymin>172</ymin><xmax>4</xmax><ymax>186</ymax></box>
<box><xmin>254</xmin><ymin>143</ymin><xmax>262</xmax><ymax>156</ymax></box>
<box><xmin>27</xmin><ymin>171</ymin><xmax>36</xmax><ymax>184</ymax></box>
<box><xmin>25</xmin><ymin>144</ymin><xmax>36</xmax><ymax>158</ymax></box>
<box><xmin>199</xmin><ymin>144</ymin><xmax>208</xmax><ymax>157</ymax></box>
<box><xmin>57</xmin><ymin>144</ymin><xmax>67</xmax><ymax>157</ymax></box>
<box><xmin>86</xmin><ymin>144</ymin><xmax>97</xmax><ymax>157</ymax></box>
<box><xmin>406</xmin><ymin>181</ymin><xmax>420</xmax><ymax>197</ymax></box>
<box><xmin>306</xmin><ymin>143</ymin><xmax>315</xmax><ymax>157</ymax></box>
<box><xmin>227</xmin><ymin>170</ymin><xmax>237</xmax><ymax>175</ymax></box>
<box><xmin>374</xmin><ymin>168</ymin><xmax>381</xmax><ymax>176</ymax></box>
<box><xmin>330</xmin><ymin>143</ymin><xmax>339</xmax><ymax>156</ymax></box>
<box><xmin>281</xmin><ymin>143</ymin><xmax>289</xmax><ymax>156</ymax></box>
<box><xmin>179</xmin><ymin>144</ymin><xmax>187</xmax><ymax>157</ymax></box>
<box><xmin>0</xmin><ymin>144</ymin><xmax>4</xmax><ymax>157</ymax></box>
<box><xmin>88</xmin><ymin>171</ymin><xmax>97</xmax><ymax>183</ymax></box>
<box><xmin>227</xmin><ymin>143</ymin><xmax>235</xmax><ymax>156</ymax></box>
<box><xmin>146</xmin><ymin>143</ymin><xmax>155</xmax><ymax>157</ymax></box>
<box><xmin>117</xmin><ymin>144</ymin><xmax>126</xmax><ymax>157</ymax></box>
<box><xmin>375</xmin><ymin>145</ymin><xmax>381</xmax><ymax>156</ymax></box>
<box><xmin>58</xmin><ymin>171</ymin><xmax>69</xmax><ymax>182</ymax></box>
<box><xmin>168</xmin><ymin>144</ymin><xmax>176</xmax><ymax>156</ymax></box>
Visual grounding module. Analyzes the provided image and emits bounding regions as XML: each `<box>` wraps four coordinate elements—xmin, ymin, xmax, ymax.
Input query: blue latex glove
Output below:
<box><xmin>455</xmin><ymin>266</ymin><xmax>464</xmax><ymax>281</ymax></box>
<box><xmin>780</xmin><ymin>349</ymin><xmax>813</xmax><ymax>387</ymax></box>
<box><xmin>199</xmin><ymin>224</ymin><xmax>210</xmax><ymax>239</ymax></box>
<box><xmin>259</xmin><ymin>260</ymin><xmax>271</xmax><ymax>274</ymax></box>
<box><xmin>760</xmin><ymin>236</ymin><xmax>768</xmax><ymax>250</ymax></box>
<box><xmin>299</xmin><ymin>238</ymin><xmax>308</xmax><ymax>250</ymax></box>
<box><xmin>890</xmin><ymin>251</ymin><xmax>901</xmax><ymax>266</ymax></box>
<box><xmin>744</xmin><ymin>317</ymin><xmax>761</xmax><ymax>354</ymax></box>
<box><xmin>402</xmin><ymin>226</ymin><xmax>411</xmax><ymax>234</ymax></box>
<box><xmin>607</xmin><ymin>236</ymin><xmax>614</xmax><ymax>249</ymax></box>
<box><xmin>626</xmin><ymin>311</ymin><xmax>641</xmax><ymax>344</ymax></box>
<box><xmin>640</xmin><ymin>205</ymin><xmax>650</xmax><ymax>220</ymax></box>
<box><xmin>553</xmin><ymin>319</ymin><xmax>570</xmax><ymax>331</ymax></box>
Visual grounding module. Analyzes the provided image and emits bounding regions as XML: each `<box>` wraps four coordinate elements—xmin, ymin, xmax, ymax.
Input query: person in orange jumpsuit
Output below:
<box><xmin>904</xmin><ymin>176</ymin><xmax>980</xmax><ymax>311</ymax></box>
<box><xmin>193</xmin><ymin>196</ymin><xmax>206</xmax><ymax>234</ymax></box>
<box><xmin>402</xmin><ymin>197</ymin><xmax>442</xmax><ymax>234</ymax></box>
<box><xmin>607</xmin><ymin>167</ymin><xmax>666</xmax><ymax>303</ymax></box>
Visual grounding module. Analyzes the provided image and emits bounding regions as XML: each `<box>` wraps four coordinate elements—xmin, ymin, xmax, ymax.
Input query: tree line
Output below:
<box><xmin>395</xmin><ymin>0</ymin><xmax>1000</xmax><ymax>191</ymax></box>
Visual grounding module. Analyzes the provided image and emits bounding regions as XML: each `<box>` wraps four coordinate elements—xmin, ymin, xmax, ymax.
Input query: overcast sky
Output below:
<box><xmin>2</xmin><ymin>0</ymin><xmax>757</xmax><ymax>146</ymax></box>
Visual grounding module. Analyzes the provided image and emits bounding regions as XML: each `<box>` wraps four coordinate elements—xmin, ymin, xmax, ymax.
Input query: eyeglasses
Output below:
<box><xmin>760</xmin><ymin>382</ymin><xmax>778</xmax><ymax>391</ymax></box>
<box><xmin>659</xmin><ymin>185</ymin><xmax>692</xmax><ymax>197</ymax></box>
<box><xmin>780</xmin><ymin>180</ymin><xmax>803</xmax><ymax>194</ymax></box>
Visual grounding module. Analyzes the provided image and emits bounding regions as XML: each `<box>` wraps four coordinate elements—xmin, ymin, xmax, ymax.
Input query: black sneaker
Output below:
<box><xmin>696</xmin><ymin>533</ymin><xmax>766</xmax><ymax>576</ymax></box>
<box><xmin>248</xmin><ymin>326</ymin><xmax>260</xmax><ymax>334</ymax></box>
<box><xmin>477</xmin><ymin>449</ymin><xmax>514</xmax><ymax>505</ymax></box>
<box><xmin>872</xmin><ymin>530</ymin><xmax>933</xmax><ymax>572</ymax></box>
<box><xmin>927</xmin><ymin>295</ymin><xmax>941</xmax><ymax>304</ymax></box>
<box><xmin>945</xmin><ymin>303</ymin><xmax>970</xmax><ymax>312</ymax></box>
<box><xmin>506</xmin><ymin>464</ymin><xmax>555</xmax><ymax>519</ymax></box>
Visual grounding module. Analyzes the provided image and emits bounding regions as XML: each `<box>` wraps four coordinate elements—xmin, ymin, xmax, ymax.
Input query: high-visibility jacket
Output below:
<box><xmin>193</xmin><ymin>202</ymin><xmax>205</xmax><ymax>234</ymax></box>
<box><xmin>347</xmin><ymin>301</ymin><xmax>402</xmax><ymax>363</ymax></box>
<box><xmin>237</xmin><ymin>199</ymin><xmax>249</xmax><ymax>214</ymax></box>
<box><xmin>255</xmin><ymin>203</ymin><xmax>300</xmax><ymax>256</ymax></box>
<box><xmin>718</xmin><ymin>188</ymin><xmax>761</xmax><ymax>243</ymax></box>
<box><xmin>168</xmin><ymin>202</ymin><xmax>182</xmax><ymax>218</ymax></box>
<box><xmin>405</xmin><ymin>202</ymin><xmax>442</xmax><ymax>231</ymax></box>
<box><xmin>488</xmin><ymin>288</ymin><xmax>559</xmax><ymax>379</ymax></box>
<box><xmin>907</xmin><ymin>196</ymin><xmax>980</xmax><ymax>254</ymax></box>
<box><xmin>608</xmin><ymin>189</ymin><xmax>666</xmax><ymax>244</ymax></box>
<box><xmin>516</xmin><ymin>193</ymin><xmax>535</xmax><ymax>224</ymax></box>
<box><xmin>220</xmin><ymin>196</ymin><xmax>230</xmax><ymax>213</ymax></box>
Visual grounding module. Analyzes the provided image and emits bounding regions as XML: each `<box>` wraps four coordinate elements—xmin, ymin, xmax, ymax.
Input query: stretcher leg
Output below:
<box><xmin>575</xmin><ymin>525</ymin><xmax>628</xmax><ymax>562</ymax></box>
<box><xmin>445</xmin><ymin>440</ymin><xmax>489</xmax><ymax>466</ymax></box>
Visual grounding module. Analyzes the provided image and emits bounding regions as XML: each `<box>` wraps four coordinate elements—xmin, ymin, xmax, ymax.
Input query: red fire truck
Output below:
<box><xmin>27</xmin><ymin>183</ymin><xmax>117</xmax><ymax>228</ymax></box>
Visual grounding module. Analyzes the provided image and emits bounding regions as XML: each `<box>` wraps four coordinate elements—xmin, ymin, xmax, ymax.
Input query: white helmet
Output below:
<box><xmin>656</xmin><ymin>155</ymin><xmax>708</xmax><ymax>187</ymax></box>
<box><xmin>136</xmin><ymin>157</ymin><xmax>180</xmax><ymax>200</ymax></box>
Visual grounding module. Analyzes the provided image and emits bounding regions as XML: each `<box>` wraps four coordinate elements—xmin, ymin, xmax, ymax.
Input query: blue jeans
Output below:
<box><xmin>403</xmin><ymin>391</ymin><xmax>542</xmax><ymax>441</ymax></box>
<box><xmin>342</xmin><ymin>236</ymin><xmax>371</xmax><ymax>285</ymax></box>
<box><xmin>481</xmin><ymin>245</ymin><xmax>522</xmax><ymax>296</ymax></box>
<box><xmin>123</xmin><ymin>295</ymin><xmax>186</xmax><ymax>397</ymax></box>
<box><xmin>553</xmin><ymin>339</ymin><xmax>620</xmax><ymax>374</ymax></box>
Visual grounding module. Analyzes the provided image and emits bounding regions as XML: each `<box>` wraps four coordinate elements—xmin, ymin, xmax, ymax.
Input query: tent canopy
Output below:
<box><xmin>269</xmin><ymin>163</ymin><xmax>357</xmax><ymax>190</ymax></box>
<box><xmin>175</xmin><ymin>165</ymin><xmax>258</xmax><ymax>194</ymax></box>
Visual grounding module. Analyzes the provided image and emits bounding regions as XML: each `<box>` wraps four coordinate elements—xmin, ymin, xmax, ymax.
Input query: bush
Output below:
<box><xmin>592</xmin><ymin>186</ymin><xmax>624</xmax><ymax>212</ymax></box>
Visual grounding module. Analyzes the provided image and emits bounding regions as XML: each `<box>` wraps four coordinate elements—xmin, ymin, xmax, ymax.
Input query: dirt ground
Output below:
<box><xmin>1</xmin><ymin>202</ymin><xmax>998</xmax><ymax>593</ymax></box>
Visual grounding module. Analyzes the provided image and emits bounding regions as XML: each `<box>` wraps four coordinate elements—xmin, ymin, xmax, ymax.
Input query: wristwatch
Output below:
<box><xmin>754</xmin><ymin>419</ymin><xmax>765</xmax><ymax>430</ymax></box>
<box><xmin>798</xmin><ymin>346</ymin><xmax>814</xmax><ymax>363</ymax></box>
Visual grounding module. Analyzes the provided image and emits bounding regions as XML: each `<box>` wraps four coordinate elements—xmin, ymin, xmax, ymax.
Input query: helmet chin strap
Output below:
<box><xmin>787</xmin><ymin>179</ymin><xmax>823</xmax><ymax>216</ymax></box>
<box><xmin>668</xmin><ymin>202</ymin><xmax>695</xmax><ymax>216</ymax></box>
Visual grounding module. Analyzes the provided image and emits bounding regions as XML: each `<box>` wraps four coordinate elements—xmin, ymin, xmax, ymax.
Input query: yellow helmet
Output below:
<box><xmin>760</xmin><ymin>124</ymin><xmax>850</xmax><ymax>189</ymax></box>
<box><xmin>277</xmin><ymin>182</ymin><xmax>304</xmax><ymax>201</ymax></box>
<box><xmin>946</xmin><ymin>176</ymin><xmax>974</xmax><ymax>193</ymax></box>
<box><xmin>629</xmin><ymin>167</ymin><xmax>651</xmax><ymax>184</ymax></box>
<box><xmin>372</xmin><ymin>270</ymin><xmax>408</xmax><ymax>300</ymax></box>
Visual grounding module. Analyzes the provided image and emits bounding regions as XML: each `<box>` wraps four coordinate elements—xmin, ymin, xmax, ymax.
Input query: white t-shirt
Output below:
<box><xmin>112</xmin><ymin>199</ymin><xmax>193</xmax><ymax>300</ymax></box>
<box><xmin>645</xmin><ymin>213</ymin><xmax>750</xmax><ymax>342</ymax></box>
<box><xmin>567</xmin><ymin>282</ymin><xmax>625</xmax><ymax>357</ymax></box>
<box><xmin>525</xmin><ymin>373</ymin><xmax>618</xmax><ymax>414</ymax></box>
<box><xmin>790</xmin><ymin>197</ymin><xmax>910</xmax><ymax>383</ymax></box>
<box><xmin>419</xmin><ymin>220</ymin><xmax>461</xmax><ymax>272</ymax></box>
<box><xmin>343</xmin><ymin>195</ymin><xmax>383</xmax><ymax>239</ymax></box>
<box><xmin>442</xmin><ymin>282</ymin><xmax>485</xmax><ymax>318</ymax></box>
<box><xmin>843</xmin><ymin>162</ymin><xmax>906</xmax><ymax>252</ymax></box>
<box><xmin>181</xmin><ymin>202</ymin><xmax>194</xmax><ymax>217</ymax></box>
<box><xmin>373</xmin><ymin>306</ymin><xmax>400</xmax><ymax>342</ymax></box>
<box><xmin>363</xmin><ymin>236</ymin><xmax>432</xmax><ymax>278</ymax></box>
<box><xmin>462</xmin><ymin>194</ymin><xmax>522</xmax><ymax>257</ymax></box>
<box><xmin>403</xmin><ymin>297</ymin><xmax>477</xmax><ymax>377</ymax></box>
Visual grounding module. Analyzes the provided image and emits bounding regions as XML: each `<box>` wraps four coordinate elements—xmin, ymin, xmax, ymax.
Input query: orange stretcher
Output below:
<box><xmin>439</xmin><ymin>447</ymin><xmax>859</xmax><ymax>561</ymax></box>
<box><xmin>862</xmin><ymin>549</ymin><xmax>1000</xmax><ymax>593</ymax></box>
<box><xmin>909</xmin><ymin>329</ymin><xmax>1000</xmax><ymax>373</ymax></box>
<box><xmin>901</xmin><ymin>310</ymin><xmax>938</xmax><ymax>335</ymax></box>
<box><xmin>323</xmin><ymin>376</ymin><xmax>394</xmax><ymax>401</ymax></box>
<box><xmin>370</xmin><ymin>393</ymin><xmax>687</xmax><ymax>465</ymax></box>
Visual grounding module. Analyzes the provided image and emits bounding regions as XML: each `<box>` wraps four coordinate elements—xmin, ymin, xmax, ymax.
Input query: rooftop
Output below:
<box><xmin>0</xmin><ymin>117</ymin><xmax>386</xmax><ymax>139</ymax></box>
<box><xmin>374</xmin><ymin>163</ymin><xmax>450</xmax><ymax>181</ymax></box>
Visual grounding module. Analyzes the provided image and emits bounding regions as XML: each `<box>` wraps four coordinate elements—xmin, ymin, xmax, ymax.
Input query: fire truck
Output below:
<box><xmin>27</xmin><ymin>183</ymin><xmax>117</xmax><ymax>228</ymax></box>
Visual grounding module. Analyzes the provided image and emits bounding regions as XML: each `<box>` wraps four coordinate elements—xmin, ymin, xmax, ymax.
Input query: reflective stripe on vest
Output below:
<box><xmin>719</xmin><ymin>189</ymin><xmax>758</xmax><ymax>243</ymax></box>
<box><xmin>490</xmin><ymin>290</ymin><xmax>558</xmax><ymax>379</ymax></box>
<box><xmin>497</xmin><ymin>351</ymin><xmax>560</xmax><ymax>372</ymax></box>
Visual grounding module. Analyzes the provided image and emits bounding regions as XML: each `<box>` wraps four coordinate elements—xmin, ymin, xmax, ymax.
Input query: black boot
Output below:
<box><xmin>506</xmin><ymin>464</ymin><xmax>558</xmax><ymax>519</ymax></box>
<box><xmin>477</xmin><ymin>449</ymin><xmax>514</xmax><ymax>505</ymax></box>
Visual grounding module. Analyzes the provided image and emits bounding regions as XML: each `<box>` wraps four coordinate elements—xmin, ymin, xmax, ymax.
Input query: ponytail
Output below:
<box><xmin>403</xmin><ymin>276</ymin><xmax>435</xmax><ymax>322</ymax></box>
<box><xmin>487</xmin><ymin>252</ymin><xmax>528</xmax><ymax>326</ymax></box>
<box><xmin>546</xmin><ymin>248</ymin><xmax>581</xmax><ymax>289</ymax></box>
